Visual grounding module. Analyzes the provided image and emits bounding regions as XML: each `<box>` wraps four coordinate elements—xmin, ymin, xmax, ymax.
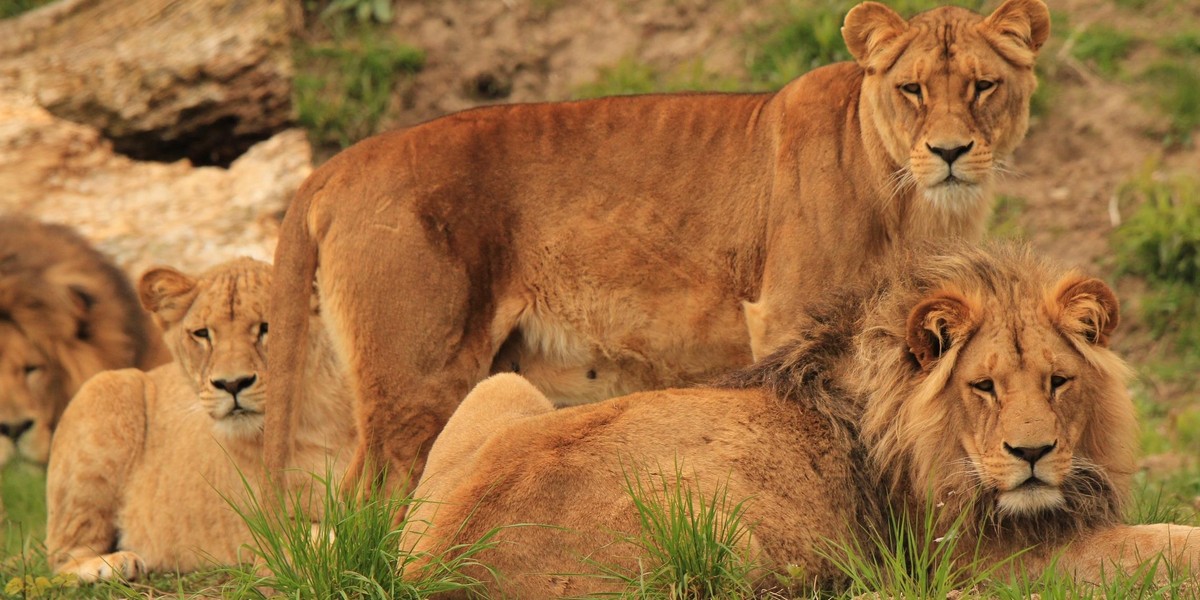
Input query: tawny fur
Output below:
<box><xmin>0</xmin><ymin>217</ymin><xmax>169</xmax><ymax>467</ymax></box>
<box><xmin>44</xmin><ymin>259</ymin><xmax>355</xmax><ymax>582</ymax></box>
<box><xmin>401</xmin><ymin>242</ymin><xmax>1199</xmax><ymax>598</ymax></box>
<box><xmin>265</xmin><ymin>0</ymin><xmax>1052</xmax><ymax>493</ymax></box>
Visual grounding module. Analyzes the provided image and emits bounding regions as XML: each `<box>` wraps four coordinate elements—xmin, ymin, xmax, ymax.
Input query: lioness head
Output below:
<box><xmin>139</xmin><ymin>259</ymin><xmax>271</xmax><ymax>438</ymax></box>
<box><xmin>901</xmin><ymin>261</ymin><xmax>1134</xmax><ymax>517</ymax></box>
<box><xmin>843</xmin><ymin>0</ymin><xmax>1049</xmax><ymax>211</ymax></box>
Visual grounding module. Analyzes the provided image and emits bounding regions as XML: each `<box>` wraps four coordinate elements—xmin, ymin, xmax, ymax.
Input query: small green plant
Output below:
<box><xmin>1140</xmin><ymin>61</ymin><xmax>1200</xmax><ymax>145</ymax></box>
<box><xmin>294</xmin><ymin>30</ymin><xmax>424</xmax><ymax>149</ymax></box>
<box><xmin>316</xmin><ymin>0</ymin><xmax>393</xmax><ymax>24</ymax></box>
<box><xmin>223</xmin><ymin>465</ymin><xmax>494</xmax><ymax>599</ymax></box>
<box><xmin>1071</xmin><ymin>25</ymin><xmax>1137</xmax><ymax>77</ymax></box>
<box><xmin>594</xmin><ymin>460</ymin><xmax>757</xmax><ymax>599</ymax></box>
<box><xmin>988</xmin><ymin>195</ymin><xmax>1028</xmax><ymax>240</ymax></box>
<box><xmin>573</xmin><ymin>58</ymin><xmax>743</xmax><ymax>99</ymax></box>
<box><xmin>0</xmin><ymin>0</ymin><xmax>52</xmax><ymax>19</ymax></box>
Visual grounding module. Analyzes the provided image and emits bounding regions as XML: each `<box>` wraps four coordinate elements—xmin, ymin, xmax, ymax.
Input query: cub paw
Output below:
<box><xmin>59</xmin><ymin>551</ymin><xmax>145</xmax><ymax>582</ymax></box>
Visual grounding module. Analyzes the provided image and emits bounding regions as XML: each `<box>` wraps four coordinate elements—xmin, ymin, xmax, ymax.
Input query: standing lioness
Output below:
<box><xmin>267</xmin><ymin>0</ymin><xmax>1050</xmax><ymax>491</ymax></box>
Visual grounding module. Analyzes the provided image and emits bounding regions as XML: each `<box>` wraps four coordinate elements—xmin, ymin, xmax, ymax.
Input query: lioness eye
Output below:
<box><xmin>900</xmin><ymin>83</ymin><xmax>922</xmax><ymax>96</ymax></box>
<box><xmin>23</xmin><ymin>365</ymin><xmax>40</xmax><ymax>375</ymax></box>
<box><xmin>975</xmin><ymin>80</ymin><xmax>995</xmax><ymax>93</ymax></box>
<box><xmin>192</xmin><ymin>328</ymin><xmax>210</xmax><ymax>340</ymax></box>
<box><xmin>1050</xmin><ymin>375</ymin><xmax>1069</xmax><ymax>390</ymax></box>
<box><xmin>971</xmin><ymin>379</ymin><xmax>995</xmax><ymax>393</ymax></box>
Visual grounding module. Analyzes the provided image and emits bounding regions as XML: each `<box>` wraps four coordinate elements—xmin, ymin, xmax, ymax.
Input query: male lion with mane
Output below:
<box><xmin>267</xmin><ymin>0</ymin><xmax>1051</xmax><ymax>493</ymax></box>
<box><xmin>45</xmin><ymin>259</ymin><xmax>355</xmax><ymax>581</ymax></box>
<box><xmin>0</xmin><ymin>217</ymin><xmax>168</xmax><ymax>467</ymax></box>
<box><xmin>401</xmin><ymin>242</ymin><xmax>1199</xmax><ymax>598</ymax></box>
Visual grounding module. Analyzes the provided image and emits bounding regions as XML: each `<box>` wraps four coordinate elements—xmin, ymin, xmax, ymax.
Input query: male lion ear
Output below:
<box><xmin>905</xmin><ymin>293</ymin><xmax>973</xmax><ymax>371</ymax></box>
<box><xmin>842</xmin><ymin>2</ymin><xmax>909</xmax><ymax>69</ymax></box>
<box><xmin>981</xmin><ymin>0</ymin><xmax>1051</xmax><ymax>63</ymax></box>
<box><xmin>138</xmin><ymin>267</ymin><xmax>198</xmax><ymax>327</ymax></box>
<box><xmin>1050</xmin><ymin>276</ymin><xmax>1119</xmax><ymax>347</ymax></box>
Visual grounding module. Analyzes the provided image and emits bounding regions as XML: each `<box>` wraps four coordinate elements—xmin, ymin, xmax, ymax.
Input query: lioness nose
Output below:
<box><xmin>927</xmin><ymin>141</ymin><xmax>974</xmax><ymax>165</ymax></box>
<box><xmin>1004</xmin><ymin>441</ymin><xmax>1056</xmax><ymax>465</ymax></box>
<box><xmin>211</xmin><ymin>374</ymin><xmax>258</xmax><ymax>396</ymax></box>
<box><xmin>0</xmin><ymin>419</ymin><xmax>34</xmax><ymax>441</ymax></box>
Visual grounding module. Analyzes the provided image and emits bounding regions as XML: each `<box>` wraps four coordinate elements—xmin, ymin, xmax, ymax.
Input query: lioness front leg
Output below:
<box><xmin>45</xmin><ymin>370</ymin><xmax>149</xmax><ymax>576</ymax></box>
<box><xmin>57</xmin><ymin>551</ymin><xmax>145</xmax><ymax>583</ymax></box>
<box><xmin>1057</xmin><ymin>523</ymin><xmax>1200</xmax><ymax>584</ymax></box>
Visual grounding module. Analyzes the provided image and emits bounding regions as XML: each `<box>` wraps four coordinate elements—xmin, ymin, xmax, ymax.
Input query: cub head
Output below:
<box><xmin>861</xmin><ymin>245</ymin><xmax>1137</xmax><ymax>536</ymax></box>
<box><xmin>139</xmin><ymin>259</ymin><xmax>271</xmax><ymax>438</ymax></box>
<box><xmin>843</xmin><ymin>0</ymin><xmax>1050</xmax><ymax>211</ymax></box>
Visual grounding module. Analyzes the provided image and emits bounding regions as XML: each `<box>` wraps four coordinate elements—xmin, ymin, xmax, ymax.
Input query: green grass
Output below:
<box><xmin>591</xmin><ymin>461</ymin><xmax>757</xmax><ymax>599</ymax></box>
<box><xmin>1139</xmin><ymin>61</ymin><xmax>1200</xmax><ymax>145</ymax></box>
<box><xmin>572</xmin><ymin>58</ymin><xmax>743</xmax><ymax>99</ymax></box>
<box><xmin>1072</xmin><ymin>25</ymin><xmax>1138</xmax><ymax>77</ymax></box>
<box><xmin>294</xmin><ymin>28</ymin><xmax>425</xmax><ymax>150</ymax></box>
<box><xmin>1</xmin><ymin>463</ymin><xmax>47</xmax><ymax>558</ymax></box>
<box><xmin>988</xmin><ymin>195</ymin><xmax>1028</xmax><ymax>240</ymax></box>
<box><xmin>0</xmin><ymin>0</ymin><xmax>52</xmax><ymax>19</ymax></box>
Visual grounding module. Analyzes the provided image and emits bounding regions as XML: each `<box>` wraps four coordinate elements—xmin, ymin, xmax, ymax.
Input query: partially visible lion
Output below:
<box><xmin>0</xmin><ymin>217</ymin><xmax>169</xmax><ymax>467</ymax></box>
<box><xmin>44</xmin><ymin>258</ymin><xmax>356</xmax><ymax>581</ymax></box>
<box><xmin>267</xmin><ymin>0</ymin><xmax>1052</xmax><ymax>495</ymax></box>
<box><xmin>401</xmin><ymin>242</ymin><xmax>1199</xmax><ymax>598</ymax></box>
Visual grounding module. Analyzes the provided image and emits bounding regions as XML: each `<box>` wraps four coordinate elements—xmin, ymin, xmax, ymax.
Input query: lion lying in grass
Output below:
<box><xmin>403</xmin><ymin>242</ymin><xmax>1198</xmax><ymax>597</ymax></box>
<box><xmin>44</xmin><ymin>258</ymin><xmax>355</xmax><ymax>581</ymax></box>
<box><xmin>266</xmin><ymin>0</ymin><xmax>1052</xmax><ymax>494</ymax></box>
<box><xmin>0</xmin><ymin>217</ymin><xmax>169</xmax><ymax>467</ymax></box>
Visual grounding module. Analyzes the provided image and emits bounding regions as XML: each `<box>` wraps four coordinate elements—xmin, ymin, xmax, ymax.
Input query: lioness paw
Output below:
<box><xmin>59</xmin><ymin>551</ymin><xmax>145</xmax><ymax>583</ymax></box>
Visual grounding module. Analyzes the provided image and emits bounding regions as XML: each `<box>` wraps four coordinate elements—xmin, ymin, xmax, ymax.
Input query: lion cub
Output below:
<box><xmin>44</xmin><ymin>258</ymin><xmax>355</xmax><ymax>581</ymax></box>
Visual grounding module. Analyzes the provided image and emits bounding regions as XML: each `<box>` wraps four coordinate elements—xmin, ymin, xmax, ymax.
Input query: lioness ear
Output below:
<box><xmin>981</xmin><ymin>0</ymin><xmax>1051</xmax><ymax>62</ymax></box>
<box><xmin>906</xmin><ymin>293</ymin><xmax>974</xmax><ymax>371</ymax></box>
<box><xmin>1050</xmin><ymin>276</ymin><xmax>1119</xmax><ymax>347</ymax></box>
<box><xmin>842</xmin><ymin>2</ymin><xmax>909</xmax><ymax>69</ymax></box>
<box><xmin>139</xmin><ymin>267</ymin><xmax>198</xmax><ymax>326</ymax></box>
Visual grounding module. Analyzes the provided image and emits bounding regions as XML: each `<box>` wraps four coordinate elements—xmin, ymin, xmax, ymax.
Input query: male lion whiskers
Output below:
<box><xmin>266</xmin><ymin>0</ymin><xmax>1051</xmax><ymax>498</ymax></box>
<box><xmin>400</xmin><ymin>242</ymin><xmax>1198</xmax><ymax>598</ymax></box>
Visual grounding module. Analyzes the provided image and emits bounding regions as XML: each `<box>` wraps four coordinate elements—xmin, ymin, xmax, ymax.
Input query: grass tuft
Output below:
<box><xmin>1139</xmin><ymin>61</ymin><xmax>1200</xmax><ymax>145</ymax></box>
<box><xmin>573</xmin><ymin>58</ymin><xmax>743</xmax><ymax>99</ymax></box>
<box><xmin>1071</xmin><ymin>25</ymin><xmax>1137</xmax><ymax>77</ymax></box>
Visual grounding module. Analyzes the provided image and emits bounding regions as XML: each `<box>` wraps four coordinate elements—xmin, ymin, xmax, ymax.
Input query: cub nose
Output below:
<box><xmin>1004</xmin><ymin>441</ymin><xmax>1057</xmax><ymax>466</ymax></box>
<box><xmin>210</xmin><ymin>374</ymin><xmax>258</xmax><ymax>396</ymax></box>
<box><xmin>926</xmin><ymin>141</ymin><xmax>974</xmax><ymax>165</ymax></box>
<box><xmin>0</xmin><ymin>419</ymin><xmax>34</xmax><ymax>441</ymax></box>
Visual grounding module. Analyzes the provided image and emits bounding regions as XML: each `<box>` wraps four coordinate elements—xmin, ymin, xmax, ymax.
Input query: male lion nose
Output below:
<box><xmin>927</xmin><ymin>141</ymin><xmax>974</xmax><ymax>165</ymax></box>
<box><xmin>0</xmin><ymin>419</ymin><xmax>34</xmax><ymax>441</ymax></box>
<box><xmin>211</xmin><ymin>374</ymin><xmax>257</xmax><ymax>396</ymax></box>
<box><xmin>1004</xmin><ymin>441</ymin><xmax>1057</xmax><ymax>466</ymax></box>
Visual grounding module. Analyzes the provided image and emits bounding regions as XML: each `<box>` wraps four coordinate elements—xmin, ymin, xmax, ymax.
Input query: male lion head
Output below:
<box><xmin>843</xmin><ymin>0</ymin><xmax>1050</xmax><ymax>212</ymax></box>
<box><xmin>859</xmin><ymin>244</ymin><xmax>1136</xmax><ymax>541</ymax></box>
<box><xmin>139</xmin><ymin>259</ymin><xmax>272</xmax><ymax>439</ymax></box>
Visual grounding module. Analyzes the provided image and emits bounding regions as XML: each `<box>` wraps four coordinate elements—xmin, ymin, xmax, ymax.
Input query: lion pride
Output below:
<box><xmin>0</xmin><ymin>217</ymin><xmax>169</xmax><ymax>467</ymax></box>
<box><xmin>266</xmin><ymin>0</ymin><xmax>1051</xmax><ymax>492</ymax></box>
<box><xmin>401</xmin><ymin>242</ymin><xmax>1198</xmax><ymax>597</ymax></box>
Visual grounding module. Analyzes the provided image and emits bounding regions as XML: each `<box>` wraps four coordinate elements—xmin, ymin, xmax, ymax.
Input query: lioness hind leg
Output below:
<box><xmin>316</xmin><ymin>214</ymin><xmax>498</xmax><ymax>499</ymax></box>
<box><xmin>57</xmin><ymin>551</ymin><xmax>145</xmax><ymax>583</ymax></box>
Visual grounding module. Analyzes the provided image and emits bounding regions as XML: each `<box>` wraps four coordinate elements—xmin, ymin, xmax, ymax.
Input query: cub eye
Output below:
<box><xmin>1050</xmin><ymin>375</ymin><xmax>1070</xmax><ymax>390</ymax></box>
<box><xmin>971</xmin><ymin>379</ymin><xmax>995</xmax><ymax>393</ymax></box>
<box><xmin>191</xmin><ymin>328</ymin><xmax>210</xmax><ymax>340</ymax></box>
<box><xmin>900</xmin><ymin>82</ymin><xmax>922</xmax><ymax>96</ymax></box>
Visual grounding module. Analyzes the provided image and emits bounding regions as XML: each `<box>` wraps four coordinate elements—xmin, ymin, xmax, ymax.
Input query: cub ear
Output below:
<box><xmin>138</xmin><ymin>267</ymin><xmax>198</xmax><ymax>326</ymax></box>
<box><xmin>842</xmin><ymin>2</ymin><xmax>909</xmax><ymax>69</ymax></box>
<box><xmin>1050</xmin><ymin>276</ymin><xmax>1119</xmax><ymax>347</ymax></box>
<box><xmin>906</xmin><ymin>292</ymin><xmax>975</xmax><ymax>371</ymax></box>
<box><xmin>980</xmin><ymin>0</ymin><xmax>1051</xmax><ymax>61</ymax></box>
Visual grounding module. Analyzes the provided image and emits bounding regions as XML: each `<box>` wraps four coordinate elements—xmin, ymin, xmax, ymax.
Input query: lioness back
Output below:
<box><xmin>266</xmin><ymin>0</ymin><xmax>1051</xmax><ymax>496</ymax></box>
<box><xmin>0</xmin><ymin>216</ymin><xmax>169</xmax><ymax>467</ymax></box>
<box><xmin>45</xmin><ymin>259</ymin><xmax>354</xmax><ymax>581</ymax></box>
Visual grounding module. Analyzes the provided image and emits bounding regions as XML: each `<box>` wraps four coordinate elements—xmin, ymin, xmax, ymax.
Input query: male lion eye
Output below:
<box><xmin>971</xmin><ymin>379</ymin><xmax>995</xmax><ymax>393</ymax></box>
<box><xmin>192</xmin><ymin>328</ymin><xmax>210</xmax><ymax>340</ymax></box>
<box><xmin>900</xmin><ymin>83</ymin><xmax>922</xmax><ymax>96</ymax></box>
